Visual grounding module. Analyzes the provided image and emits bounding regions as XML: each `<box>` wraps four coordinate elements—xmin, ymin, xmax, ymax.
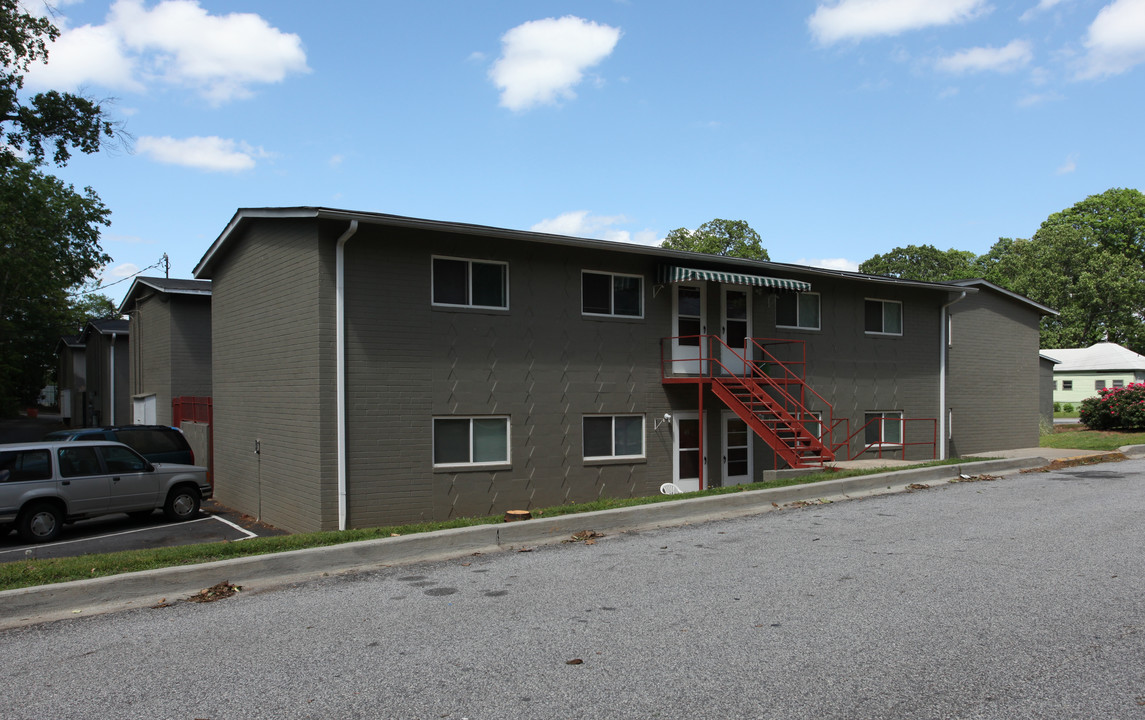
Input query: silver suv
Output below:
<box><xmin>0</xmin><ymin>441</ymin><xmax>212</xmax><ymax>543</ymax></box>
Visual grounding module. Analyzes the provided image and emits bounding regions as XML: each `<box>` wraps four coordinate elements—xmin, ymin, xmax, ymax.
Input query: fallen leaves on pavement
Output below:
<box><xmin>187</xmin><ymin>581</ymin><xmax>242</xmax><ymax>603</ymax></box>
<box><xmin>564</xmin><ymin>530</ymin><xmax>604</xmax><ymax>545</ymax></box>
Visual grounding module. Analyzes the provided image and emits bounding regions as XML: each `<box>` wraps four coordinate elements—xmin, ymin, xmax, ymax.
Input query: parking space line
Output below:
<box><xmin>210</xmin><ymin>514</ymin><xmax>258</xmax><ymax>541</ymax></box>
<box><xmin>0</xmin><ymin>514</ymin><xmax>255</xmax><ymax>557</ymax></box>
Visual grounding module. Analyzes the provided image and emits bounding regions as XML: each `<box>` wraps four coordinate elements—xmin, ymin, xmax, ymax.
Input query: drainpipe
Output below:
<box><xmin>939</xmin><ymin>292</ymin><xmax>967</xmax><ymax>460</ymax></box>
<box><xmin>109</xmin><ymin>332</ymin><xmax>117</xmax><ymax>425</ymax></box>
<box><xmin>335</xmin><ymin>220</ymin><xmax>359</xmax><ymax>530</ymax></box>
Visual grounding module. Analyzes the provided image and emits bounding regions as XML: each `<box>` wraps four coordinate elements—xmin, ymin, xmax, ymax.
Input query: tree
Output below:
<box><xmin>0</xmin><ymin>3</ymin><xmax>120</xmax><ymax>412</ymax></box>
<box><xmin>661</xmin><ymin>219</ymin><xmax>769</xmax><ymax>260</ymax></box>
<box><xmin>1039</xmin><ymin>187</ymin><xmax>1145</xmax><ymax>258</ymax></box>
<box><xmin>979</xmin><ymin>226</ymin><xmax>1145</xmax><ymax>352</ymax></box>
<box><xmin>858</xmin><ymin>244</ymin><xmax>979</xmax><ymax>282</ymax></box>
<box><xmin>1</xmin><ymin>0</ymin><xmax>116</xmax><ymax>166</ymax></box>
<box><xmin>0</xmin><ymin>158</ymin><xmax>111</xmax><ymax>409</ymax></box>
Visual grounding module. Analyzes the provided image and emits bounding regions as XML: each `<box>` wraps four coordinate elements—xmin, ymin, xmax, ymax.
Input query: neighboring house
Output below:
<box><xmin>80</xmin><ymin>318</ymin><xmax>130</xmax><ymax>427</ymax></box>
<box><xmin>942</xmin><ymin>280</ymin><xmax>1058</xmax><ymax>455</ymax></box>
<box><xmin>55</xmin><ymin>334</ymin><xmax>86</xmax><ymax>426</ymax></box>
<box><xmin>1046</xmin><ymin>342</ymin><xmax>1145</xmax><ymax>405</ymax></box>
<box><xmin>192</xmin><ymin>207</ymin><xmax>1054</xmax><ymax>534</ymax></box>
<box><xmin>119</xmin><ymin>277</ymin><xmax>213</xmax><ymax>425</ymax></box>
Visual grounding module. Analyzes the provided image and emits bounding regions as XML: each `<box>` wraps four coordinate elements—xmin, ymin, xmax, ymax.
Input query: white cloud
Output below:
<box><xmin>1077</xmin><ymin>0</ymin><xmax>1145</xmax><ymax>79</ymax></box>
<box><xmin>936</xmin><ymin>39</ymin><xmax>1033</xmax><ymax>73</ymax></box>
<box><xmin>530</xmin><ymin>210</ymin><xmax>658</xmax><ymax>245</ymax></box>
<box><xmin>136</xmin><ymin>135</ymin><xmax>268</xmax><ymax>172</ymax></box>
<box><xmin>1021</xmin><ymin>0</ymin><xmax>1070</xmax><ymax>21</ymax></box>
<box><xmin>105</xmin><ymin>262</ymin><xmax>140</xmax><ymax>280</ymax></box>
<box><xmin>24</xmin><ymin>0</ymin><xmax>308</xmax><ymax>103</ymax></box>
<box><xmin>489</xmin><ymin>16</ymin><xmax>621</xmax><ymax>111</ymax></box>
<box><xmin>1017</xmin><ymin>90</ymin><xmax>1064</xmax><ymax>106</ymax></box>
<box><xmin>809</xmin><ymin>0</ymin><xmax>990</xmax><ymax>45</ymax></box>
<box><xmin>1056</xmin><ymin>153</ymin><xmax>1079</xmax><ymax>174</ymax></box>
<box><xmin>328</xmin><ymin>154</ymin><xmax>344</xmax><ymax>167</ymax></box>
<box><xmin>798</xmin><ymin>257</ymin><xmax>861</xmax><ymax>272</ymax></box>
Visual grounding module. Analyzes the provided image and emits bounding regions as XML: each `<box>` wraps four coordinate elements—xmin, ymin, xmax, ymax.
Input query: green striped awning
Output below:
<box><xmin>657</xmin><ymin>265</ymin><xmax>810</xmax><ymax>292</ymax></box>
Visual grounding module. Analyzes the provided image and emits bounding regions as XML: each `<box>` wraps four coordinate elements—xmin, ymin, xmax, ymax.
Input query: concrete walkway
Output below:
<box><xmin>1</xmin><ymin>445</ymin><xmax>1138</xmax><ymax>630</ymax></box>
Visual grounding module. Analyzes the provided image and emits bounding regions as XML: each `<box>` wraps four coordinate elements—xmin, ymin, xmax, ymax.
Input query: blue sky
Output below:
<box><xmin>19</xmin><ymin>0</ymin><xmax>1145</xmax><ymax>302</ymax></box>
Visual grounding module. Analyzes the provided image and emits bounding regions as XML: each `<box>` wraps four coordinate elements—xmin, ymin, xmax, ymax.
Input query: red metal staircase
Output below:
<box><xmin>709</xmin><ymin>372</ymin><xmax>834</xmax><ymax>468</ymax></box>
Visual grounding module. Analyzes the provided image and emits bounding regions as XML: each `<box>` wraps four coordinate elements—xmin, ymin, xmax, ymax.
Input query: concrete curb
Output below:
<box><xmin>0</xmin><ymin>455</ymin><xmax>1057</xmax><ymax>629</ymax></box>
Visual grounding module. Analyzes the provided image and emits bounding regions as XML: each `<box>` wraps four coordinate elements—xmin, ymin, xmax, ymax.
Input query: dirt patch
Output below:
<box><xmin>1021</xmin><ymin>453</ymin><xmax>1126</xmax><ymax>473</ymax></box>
<box><xmin>186</xmin><ymin>581</ymin><xmax>242</xmax><ymax>603</ymax></box>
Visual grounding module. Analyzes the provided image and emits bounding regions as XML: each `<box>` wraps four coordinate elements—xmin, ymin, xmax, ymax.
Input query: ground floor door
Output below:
<box><xmin>673</xmin><ymin>411</ymin><xmax>707</xmax><ymax>492</ymax></box>
<box><xmin>722</xmin><ymin>410</ymin><xmax>753</xmax><ymax>486</ymax></box>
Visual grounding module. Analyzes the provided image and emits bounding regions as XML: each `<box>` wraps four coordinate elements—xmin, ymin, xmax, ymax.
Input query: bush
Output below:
<box><xmin>1053</xmin><ymin>402</ymin><xmax>1062</xmax><ymax>412</ymax></box>
<box><xmin>1079</xmin><ymin>383</ymin><xmax>1145</xmax><ymax>430</ymax></box>
<box><xmin>1063</xmin><ymin>403</ymin><xmax>1074</xmax><ymax>413</ymax></box>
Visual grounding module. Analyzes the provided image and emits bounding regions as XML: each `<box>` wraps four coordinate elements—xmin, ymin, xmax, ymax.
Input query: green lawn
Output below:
<box><xmin>0</xmin><ymin>457</ymin><xmax>983</xmax><ymax>591</ymax></box>
<box><xmin>1041</xmin><ymin>425</ymin><xmax>1145</xmax><ymax>451</ymax></box>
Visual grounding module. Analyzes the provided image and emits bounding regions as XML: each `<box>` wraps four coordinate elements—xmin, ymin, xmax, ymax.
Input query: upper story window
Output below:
<box><xmin>864</xmin><ymin>299</ymin><xmax>902</xmax><ymax>336</ymax></box>
<box><xmin>776</xmin><ymin>292</ymin><xmax>820</xmax><ymax>330</ymax></box>
<box><xmin>432</xmin><ymin>257</ymin><xmax>508</xmax><ymax>309</ymax></box>
<box><xmin>582</xmin><ymin>271</ymin><xmax>643</xmax><ymax>318</ymax></box>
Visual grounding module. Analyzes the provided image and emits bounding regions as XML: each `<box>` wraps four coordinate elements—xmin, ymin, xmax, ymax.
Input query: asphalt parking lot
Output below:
<box><xmin>0</xmin><ymin>500</ymin><xmax>285</xmax><ymax>560</ymax></box>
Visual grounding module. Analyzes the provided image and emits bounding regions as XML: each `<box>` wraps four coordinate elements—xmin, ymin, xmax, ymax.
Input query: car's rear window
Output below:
<box><xmin>115</xmin><ymin>429</ymin><xmax>188</xmax><ymax>456</ymax></box>
<box><xmin>0</xmin><ymin>450</ymin><xmax>52</xmax><ymax>482</ymax></box>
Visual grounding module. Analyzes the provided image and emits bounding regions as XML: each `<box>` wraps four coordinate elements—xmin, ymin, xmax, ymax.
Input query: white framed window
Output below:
<box><xmin>801</xmin><ymin>411</ymin><xmax>823</xmax><ymax>440</ymax></box>
<box><xmin>582</xmin><ymin>271</ymin><xmax>643</xmax><ymax>318</ymax></box>
<box><xmin>432</xmin><ymin>257</ymin><xmax>508</xmax><ymax>309</ymax></box>
<box><xmin>433</xmin><ymin>416</ymin><xmax>510</xmax><ymax>467</ymax></box>
<box><xmin>776</xmin><ymin>292</ymin><xmax>820</xmax><ymax>330</ymax></box>
<box><xmin>583</xmin><ymin>414</ymin><xmax>645</xmax><ymax>460</ymax></box>
<box><xmin>864</xmin><ymin>411</ymin><xmax>903</xmax><ymax>446</ymax></box>
<box><xmin>864</xmin><ymin>299</ymin><xmax>903</xmax><ymax>335</ymax></box>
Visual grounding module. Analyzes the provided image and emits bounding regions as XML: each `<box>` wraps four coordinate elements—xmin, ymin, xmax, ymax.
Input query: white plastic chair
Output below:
<box><xmin>660</xmin><ymin>482</ymin><xmax>684</xmax><ymax>495</ymax></box>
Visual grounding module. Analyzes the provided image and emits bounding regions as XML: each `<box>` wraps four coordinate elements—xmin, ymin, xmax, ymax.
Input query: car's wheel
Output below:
<box><xmin>18</xmin><ymin>502</ymin><xmax>64</xmax><ymax>543</ymax></box>
<box><xmin>163</xmin><ymin>486</ymin><xmax>200</xmax><ymax>522</ymax></box>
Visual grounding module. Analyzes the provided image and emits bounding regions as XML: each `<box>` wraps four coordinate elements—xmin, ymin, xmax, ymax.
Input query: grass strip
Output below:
<box><xmin>1041</xmin><ymin>427</ymin><xmax>1145</xmax><ymax>451</ymax></box>
<box><xmin>0</xmin><ymin>456</ymin><xmax>989</xmax><ymax>591</ymax></box>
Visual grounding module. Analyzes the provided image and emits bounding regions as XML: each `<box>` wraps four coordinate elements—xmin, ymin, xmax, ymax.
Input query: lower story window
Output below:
<box><xmin>864</xmin><ymin>411</ymin><xmax>903</xmax><ymax>446</ymax></box>
<box><xmin>433</xmin><ymin>417</ymin><xmax>509</xmax><ymax>467</ymax></box>
<box><xmin>1062</xmin><ymin>380</ymin><xmax>1073</xmax><ymax>391</ymax></box>
<box><xmin>583</xmin><ymin>414</ymin><xmax>644</xmax><ymax>460</ymax></box>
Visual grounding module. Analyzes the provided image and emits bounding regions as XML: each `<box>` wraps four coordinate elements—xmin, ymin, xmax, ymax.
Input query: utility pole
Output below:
<box><xmin>162</xmin><ymin>253</ymin><xmax>170</xmax><ymax>278</ymax></box>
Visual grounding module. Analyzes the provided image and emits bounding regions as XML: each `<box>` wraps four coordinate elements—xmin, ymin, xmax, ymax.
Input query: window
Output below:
<box><xmin>1095</xmin><ymin>380</ymin><xmax>1106</xmax><ymax>391</ymax></box>
<box><xmin>1113</xmin><ymin>379</ymin><xmax>1124</xmax><ymax>388</ymax></box>
<box><xmin>1052</xmin><ymin>381</ymin><xmax>1057</xmax><ymax>391</ymax></box>
<box><xmin>801</xmin><ymin>411</ymin><xmax>823</xmax><ymax>440</ymax></box>
<box><xmin>583</xmin><ymin>415</ymin><xmax>645</xmax><ymax>460</ymax></box>
<box><xmin>0</xmin><ymin>450</ymin><xmax>52</xmax><ymax>482</ymax></box>
<box><xmin>58</xmin><ymin>446</ymin><xmax>102</xmax><ymax>477</ymax></box>
<box><xmin>864</xmin><ymin>411</ymin><xmax>903</xmax><ymax>446</ymax></box>
<box><xmin>433</xmin><ymin>417</ymin><xmax>509</xmax><ymax>467</ymax></box>
<box><xmin>776</xmin><ymin>292</ymin><xmax>820</xmax><ymax>330</ymax></box>
<box><xmin>432</xmin><ymin>257</ymin><xmax>508</xmax><ymax>309</ymax></box>
<box><xmin>98</xmin><ymin>445</ymin><xmax>149</xmax><ymax>473</ymax></box>
<box><xmin>1062</xmin><ymin>380</ymin><xmax>1073</xmax><ymax>391</ymax></box>
<box><xmin>865</xmin><ymin>299</ymin><xmax>903</xmax><ymax>335</ymax></box>
<box><xmin>582</xmin><ymin>271</ymin><xmax>643</xmax><ymax>318</ymax></box>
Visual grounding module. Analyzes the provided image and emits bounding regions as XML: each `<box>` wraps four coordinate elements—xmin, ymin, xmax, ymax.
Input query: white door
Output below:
<box><xmin>671</xmin><ymin>283</ymin><xmax>707</xmax><ymax>375</ymax></box>
<box><xmin>673</xmin><ymin>412</ymin><xmax>707</xmax><ymax>492</ymax></box>
<box><xmin>720</xmin><ymin>287</ymin><xmax>751</xmax><ymax>376</ymax></box>
<box><xmin>133</xmin><ymin>395</ymin><xmax>156</xmax><ymax>425</ymax></box>
<box><xmin>722</xmin><ymin>410</ymin><xmax>753</xmax><ymax>486</ymax></box>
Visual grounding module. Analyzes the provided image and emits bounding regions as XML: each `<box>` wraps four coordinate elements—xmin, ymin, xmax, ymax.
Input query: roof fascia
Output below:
<box><xmin>196</xmin><ymin>206</ymin><xmax>978</xmax><ymax>295</ymax></box>
<box><xmin>947</xmin><ymin>279</ymin><xmax>1058</xmax><ymax>317</ymax></box>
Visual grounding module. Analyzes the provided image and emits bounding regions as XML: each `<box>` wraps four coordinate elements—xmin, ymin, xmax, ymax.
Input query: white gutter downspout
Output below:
<box><xmin>335</xmin><ymin>220</ymin><xmax>359</xmax><ymax>530</ymax></box>
<box><xmin>939</xmin><ymin>292</ymin><xmax>968</xmax><ymax>460</ymax></box>
<box><xmin>109</xmin><ymin>332</ymin><xmax>117</xmax><ymax>425</ymax></box>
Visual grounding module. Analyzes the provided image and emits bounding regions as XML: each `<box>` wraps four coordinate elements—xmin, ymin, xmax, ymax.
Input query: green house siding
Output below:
<box><xmin>1053</xmin><ymin>371</ymin><xmax>1145</xmax><ymax>405</ymax></box>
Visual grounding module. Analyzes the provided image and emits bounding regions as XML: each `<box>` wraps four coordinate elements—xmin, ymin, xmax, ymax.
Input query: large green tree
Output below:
<box><xmin>979</xmin><ymin>225</ymin><xmax>1145</xmax><ymax>352</ymax></box>
<box><xmin>1039</xmin><ymin>187</ymin><xmax>1145</xmax><ymax>258</ymax></box>
<box><xmin>858</xmin><ymin>244</ymin><xmax>979</xmax><ymax>282</ymax></box>
<box><xmin>0</xmin><ymin>1</ymin><xmax>119</xmax><ymax>411</ymax></box>
<box><xmin>661</xmin><ymin>219</ymin><xmax>769</xmax><ymax>260</ymax></box>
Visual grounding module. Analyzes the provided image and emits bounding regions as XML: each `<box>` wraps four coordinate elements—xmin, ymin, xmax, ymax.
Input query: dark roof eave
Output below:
<box><xmin>193</xmin><ymin>207</ymin><xmax>976</xmax><ymax>294</ymax></box>
<box><xmin>118</xmin><ymin>276</ymin><xmax>212</xmax><ymax>314</ymax></box>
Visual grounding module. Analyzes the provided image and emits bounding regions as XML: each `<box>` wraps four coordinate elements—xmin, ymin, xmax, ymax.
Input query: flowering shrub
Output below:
<box><xmin>1079</xmin><ymin>382</ymin><xmax>1145</xmax><ymax>430</ymax></box>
